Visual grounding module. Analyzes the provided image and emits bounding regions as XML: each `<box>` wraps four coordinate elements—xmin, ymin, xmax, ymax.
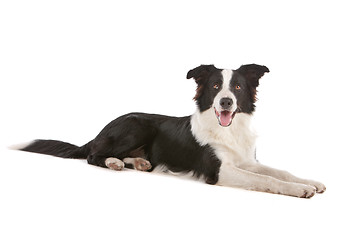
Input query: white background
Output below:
<box><xmin>1</xmin><ymin>0</ymin><xmax>359</xmax><ymax>239</ymax></box>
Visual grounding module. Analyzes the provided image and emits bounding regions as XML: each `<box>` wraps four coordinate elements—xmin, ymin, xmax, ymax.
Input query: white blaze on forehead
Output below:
<box><xmin>221</xmin><ymin>69</ymin><xmax>233</xmax><ymax>89</ymax></box>
<box><xmin>213</xmin><ymin>69</ymin><xmax>237</xmax><ymax>112</ymax></box>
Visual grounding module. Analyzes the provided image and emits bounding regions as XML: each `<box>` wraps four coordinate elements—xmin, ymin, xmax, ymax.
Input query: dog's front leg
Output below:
<box><xmin>238</xmin><ymin>163</ymin><xmax>326</xmax><ymax>193</ymax></box>
<box><xmin>217</xmin><ymin>164</ymin><xmax>317</xmax><ymax>198</ymax></box>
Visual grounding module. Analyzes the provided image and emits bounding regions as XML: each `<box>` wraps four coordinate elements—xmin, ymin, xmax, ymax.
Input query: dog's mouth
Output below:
<box><xmin>214</xmin><ymin>108</ymin><xmax>236</xmax><ymax>127</ymax></box>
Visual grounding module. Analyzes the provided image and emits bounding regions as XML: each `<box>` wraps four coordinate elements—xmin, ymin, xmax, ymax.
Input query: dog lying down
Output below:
<box><xmin>17</xmin><ymin>64</ymin><xmax>326</xmax><ymax>198</ymax></box>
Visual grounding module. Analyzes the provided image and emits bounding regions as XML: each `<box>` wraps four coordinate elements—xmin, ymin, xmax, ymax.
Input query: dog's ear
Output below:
<box><xmin>237</xmin><ymin>64</ymin><xmax>269</xmax><ymax>89</ymax></box>
<box><xmin>187</xmin><ymin>64</ymin><xmax>217</xmax><ymax>81</ymax></box>
<box><xmin>187</xmin><ymin>64</ymin><xmax>217</xmax><ymax>100</ymax></box>
<box><xmin>237</xmin><ymin>64</ymin><xmax>269</xmax><ymax>101</ymax></box>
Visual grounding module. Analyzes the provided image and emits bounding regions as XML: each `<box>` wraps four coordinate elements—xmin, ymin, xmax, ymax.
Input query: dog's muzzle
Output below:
<box><xmin>214</xmin><ymin>97</ymin><xmax>237</xmax><ymax>127</ymax></box>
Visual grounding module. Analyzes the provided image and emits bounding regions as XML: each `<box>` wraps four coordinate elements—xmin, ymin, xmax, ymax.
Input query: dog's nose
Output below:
<box><xmin>220</xmin><ymin>97</ymin><xmax>233</xmax><ymax>110</ymax></box>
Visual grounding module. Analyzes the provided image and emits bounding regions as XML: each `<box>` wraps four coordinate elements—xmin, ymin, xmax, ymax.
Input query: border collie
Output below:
<box><xmin>18</xmin><ymin>64</ymin><xmax>326</xmax><ymax>198</ymax></box>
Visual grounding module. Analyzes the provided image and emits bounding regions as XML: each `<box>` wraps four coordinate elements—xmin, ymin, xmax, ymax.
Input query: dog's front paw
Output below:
<box><xmin>287</xmin><ymin>184</ymin><xmax>317</xmax><ymax>198</ymax></box>
<box><xmin>306</xmin><ymin>180</ymin><xmax>326</xmax><ymax>193</ymax></box>
<box><xmin>299</xmin><ymin>185</ymin><xmax>317</xmax><ymax>198</ymax></box>
<box><xmin>300</xmin><ymin>185</ymin><xmax>317</xmax><ymax>198</ymax></box>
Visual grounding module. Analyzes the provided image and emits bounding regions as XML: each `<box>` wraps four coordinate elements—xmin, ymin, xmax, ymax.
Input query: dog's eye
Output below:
<box><xmin>213</xmin><ymin>84</ymin><xmax>219</xmax><ymax>89</ymax></box>
<box><xmin>235</xmin><ymin>85</ymin><xmax>241</xmax><ymax>90</ymax></box>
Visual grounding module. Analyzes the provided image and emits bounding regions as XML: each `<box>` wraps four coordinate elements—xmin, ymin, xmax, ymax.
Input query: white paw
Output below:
<box><xmin>123</xmin><ymin>157</ymin><xmax>152</xmax><ymax>171</ymax></box>
<box><xmin>282</xmin><ymin>183</ymin><xmax>317</xmax><ymax>198</ymax></box>
<box><xmin>294</xmin><ymin>184</ymin><xmax>317</xmax><ymax>198</ymax></box>
<box><xmin>105</xmin><ymin>157</ymin><xmax>125</xmax><ymax>171</ymax></box>
<box><xmin>133</xmin><ymin>158</ymin><xmax>152</xmax><ymax>171</ymax></box>
<box><xmin>306</xmin><ymin>180</ymin><xmax>326</xmax><ymax>193</ymax></box>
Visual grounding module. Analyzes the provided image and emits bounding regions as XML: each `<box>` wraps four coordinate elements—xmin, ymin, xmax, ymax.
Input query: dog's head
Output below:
<box><xmin>187</xmin><ymin>64</ymin><xmax>269</xmax><ymax>127</ymax></box>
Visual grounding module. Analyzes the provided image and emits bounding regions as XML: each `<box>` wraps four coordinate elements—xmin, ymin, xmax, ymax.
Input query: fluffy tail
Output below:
<box><xmin>19</xmin><ymin>140</ymin><xmax>92</xmax><ymax>159</ymax></box>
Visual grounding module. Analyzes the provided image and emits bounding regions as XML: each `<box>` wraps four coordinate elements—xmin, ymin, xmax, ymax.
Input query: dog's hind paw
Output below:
<box><xmin>105</xmin><ymin>157</ymin><xmax>125</xmax><ymax>171</ymax></box>
<box><xmin>134</xmin><ymin>158</ymin><xmax>152</xmax><ymax>171</ymax></box>
<box><xmin>123</xmin><ymin>157</ymin><xmax>152</xmax><ymax>171</ymax></box>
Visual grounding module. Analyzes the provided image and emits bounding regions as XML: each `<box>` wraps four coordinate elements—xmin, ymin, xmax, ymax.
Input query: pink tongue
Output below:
<box><xmin>220</xmin><ymin>111</ymin><xmax>232</xmax><ymax>126</ymax></box>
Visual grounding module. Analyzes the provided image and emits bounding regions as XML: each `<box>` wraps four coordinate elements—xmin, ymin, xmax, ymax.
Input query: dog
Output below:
<box><xmin>18</xmin><ymin>64</ymin><xmax>326</xmax><ymax>198</ymax></box>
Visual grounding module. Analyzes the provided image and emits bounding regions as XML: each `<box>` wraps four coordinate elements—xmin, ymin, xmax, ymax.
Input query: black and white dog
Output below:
<box><xmin>19</xmin><ymin>64</ymin><xmax>326</xmax><ymax>198</ymax></box>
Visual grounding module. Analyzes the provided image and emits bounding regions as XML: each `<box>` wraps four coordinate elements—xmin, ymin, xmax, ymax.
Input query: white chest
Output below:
<box><xmin>191</xmin><ymin>109</ymin><xmax>257</xmax><ymax>167</ymax></box>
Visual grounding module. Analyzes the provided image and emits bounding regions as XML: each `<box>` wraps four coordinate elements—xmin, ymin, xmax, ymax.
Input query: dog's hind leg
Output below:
<box><xmin>86</xmin><ymin>114</ymin><xmax>157</xmax><ymax>171</ymax></box>
<box><xmin>86</xmin><ymin>139</ymin><xmax>149</xmax><ymax>171</ymax></box>
<box><xmin>87</xmin><ymin>140</ymin><xmax>152</xmax><ymax>171</ymax></box>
